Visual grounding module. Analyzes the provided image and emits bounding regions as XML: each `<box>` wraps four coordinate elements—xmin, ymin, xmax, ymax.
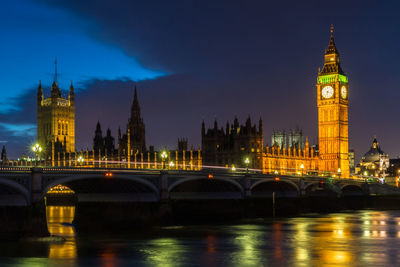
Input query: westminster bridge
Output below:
<box><xmin>0</xmin><ymin>167</ymin><xmax>398</xmax><ymax>206</ymax></box>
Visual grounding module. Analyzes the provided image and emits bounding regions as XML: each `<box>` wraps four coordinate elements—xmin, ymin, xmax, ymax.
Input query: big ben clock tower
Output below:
<box><xmin>317</xmin><ymin>26</ymin><xmax>350</xmax><ymax>177</ymax></box>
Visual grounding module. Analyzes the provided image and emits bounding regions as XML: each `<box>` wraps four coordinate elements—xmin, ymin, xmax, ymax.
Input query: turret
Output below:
<box><xmin>1</xmin><ymin>145</ymin><xmax>7</xmax><ymax>164</ymax></box>
<box><xmin>130</xmin><ymin>84</ymin><xmax>141</xmax><ymax>123</ymax></box>
<box><xmin>246</xmin><ymin>116</ymin><xmax>251</xmax><ymax>129</ymax></box>
<box><xmin>127</xmin><ymin>85</ymin><xmax>146</xmax><ymax>153</ymax></box>
<box><xmin>201</xmin><ymin>120</ymin><xmax>205</xmax><ymax>137</ymax></box>
<box><xmin>104</xmin><ymin>128</ymin><xmax>115</xmax><ymax>155</ymax></box>
<box><xmin>69</xmin><ymin>80</ymin><xmax>75</xmax><ymax>106</ymax></box>
<box><xmin>93</xmin><ymin>121</ymin><xmax>104</xmax><ymax>152</ymax></box>
<box><xmin>320</xmin><ymin>25</ymin><xmax>344</xmax><ymax>75</ymax></box>
<box><xmin>259</xmin><ymin>117</ymin><xmax>263</xmax><ymax>135</ymax></box>
<box><xmin>37</xmin><ymin>81</ymin><xmax>43</xmax><ymax>106</ymax></box>
<box><xmin>233</xmin><ymin>116</ymin><xmax>239</xmax><ymax>132</ymax></box>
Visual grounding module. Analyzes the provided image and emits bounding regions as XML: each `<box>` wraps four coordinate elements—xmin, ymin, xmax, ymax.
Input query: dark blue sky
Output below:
<box><xmin>1</xmin><ymin>0</ymin><xmax>400</xmax><ymax>161</ymax></box>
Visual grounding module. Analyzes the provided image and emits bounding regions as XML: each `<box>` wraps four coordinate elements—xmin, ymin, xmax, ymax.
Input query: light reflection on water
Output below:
<box><xmin>3</xmin><ymin>207</ymin><xmax>400</xmax><ymax>266</ymax></box>
<box><xmin>46</xmin><ymin>206</ymin><xmax>77</xmax><ymax>265</ymax></box>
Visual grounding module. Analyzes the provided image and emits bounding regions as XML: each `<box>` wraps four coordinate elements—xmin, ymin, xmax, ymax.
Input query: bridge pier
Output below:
<box><xmin>31</xmin><ymin>167</ymin><xmax>43</xmax><ymax>204</ymax></box>
<box><xmin>159</xmin><ymin>171</ymin><xmax>169</xmax><ymax>201</ymax></box>
<box><xmin>243</xmin><ymin>175</ymin><xmax>251</xmax><ymax>198</ymax></box>
<box><xmin>158</xmin><ymin>171</ymin><xmax>172</xmax><ymax>224</ymax></box>
<box><xmin>299</xmin><ymin>178</ymin><xmax>305</xmax><ymax>196</ymax></box>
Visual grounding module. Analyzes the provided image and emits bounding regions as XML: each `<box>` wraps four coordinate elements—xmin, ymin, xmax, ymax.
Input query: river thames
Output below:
<box><xmin>1</xmin><ymin>206</ymin><xmax>400</xmax><ymax>266</ymax></box>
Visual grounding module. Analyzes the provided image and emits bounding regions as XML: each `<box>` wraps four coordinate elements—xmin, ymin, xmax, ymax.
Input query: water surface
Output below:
<box><xmin>2</xmin><ymin>207</ymin><xmax>400</xmax><ymax>266</ymax></box>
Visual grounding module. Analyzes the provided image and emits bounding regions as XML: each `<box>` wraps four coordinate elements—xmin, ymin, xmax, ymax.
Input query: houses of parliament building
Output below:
<box><xmin>31</xmin><ymin>27</ymin><xmax>350</xmax><ymax>177</ymax></box>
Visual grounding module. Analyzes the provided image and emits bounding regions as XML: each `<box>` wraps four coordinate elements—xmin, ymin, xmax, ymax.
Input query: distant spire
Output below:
<box><xmin>38</xmin><ymin>80</ymin><xmax>43</xmax><ymax>94</ymax></box>
<box><xmin>134</xmin><ymin>84</ymin><xmax>138</xmax><ymax>104</ymax></box>
<box><xmin>51</xmin><ymin>58</ymin><xmax>61</xmax><ymax>98</ymax></box>
<box><xmin>54</xmin><ymin>56</ymin><xmax>58</xmax><ymax>83</ymax></box>
<box><xmin>325</xmin><ymin>24</ymin><xmax>338</xmax><ymax>55</ymax></box>
<box><xmin>130</xmin><ymin>84</ymin><xmax>141</xmax><ymax>122</ymax></box>
<box><xmin>319</xmin><ymin>24</ymin><xmax>344</xmax><ymax>75</ymax></box>
<box><xmin>69</xmin><ymin>80</ymin><xmax>74</xmax><ymax>94</ymax></box>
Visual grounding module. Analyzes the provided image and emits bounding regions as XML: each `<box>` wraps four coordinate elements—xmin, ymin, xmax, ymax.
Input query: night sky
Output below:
<box><xmin>1</xmin><ymin>0</ymin><xmax>399</xmax><ymax>161</ymax></box>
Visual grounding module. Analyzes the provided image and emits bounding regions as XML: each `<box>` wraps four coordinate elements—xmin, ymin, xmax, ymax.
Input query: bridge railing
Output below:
<box><xmin>0</xmin><ymin>165</ymin><xmax>383</xmax><ymax>184</ymax></box>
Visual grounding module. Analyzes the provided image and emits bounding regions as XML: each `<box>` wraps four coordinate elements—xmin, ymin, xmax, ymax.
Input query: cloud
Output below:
<box><xmin>0</xmin><ymin>123</ymin><xmax>36</xmax><ymax>137</ymax></box>
<box><xmin>4</xmin><ymin>0</ymin><xmax>400</xmax><ymax>161</ymax></box>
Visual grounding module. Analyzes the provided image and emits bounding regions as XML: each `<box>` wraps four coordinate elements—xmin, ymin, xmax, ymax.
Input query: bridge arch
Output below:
<box><xmin>250</xmin><ymin>179</ymin><xmax>299</xmax><ymax>192</ymax></box>
<box><xmin>340</xmin><ymin>183</ymin><xmax>363</xmax><ymax>190</ymax></box>
<box><xmin>168</xmin><ymin>176</ymin><xmax>244</xmax><ymax>199</ymax></box>
<box><xmin>340</xmin><ymin>184</ymin><xmax>365</xmax><ymax>196</ymax></box>
<box><xmin>0</xmin><ymin>178</ymin><xmax>30</xmax><ymax>206</ymax></box>
<box><xmin>250</xmin><ymin>178</ymin><xmax>299</xmax><ymax>198</ymax></box>
<box><xmin>304</xmin><ymin>181</ymin><xmax>321</xmax><ymax>191</ymax></box>
<box><xmin>42</xmin><ymin>174</ymin><xmax>160</xmax><ymax>202</ymax></box>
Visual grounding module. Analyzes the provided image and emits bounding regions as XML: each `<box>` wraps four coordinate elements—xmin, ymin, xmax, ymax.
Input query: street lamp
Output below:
<box><xmin>397</xmin><ymin>169</ymin><xmax>400</xmax><ymax>187</ymax></box>
<box><xmin>31</xmin><ymin>143</ymin><xmax>42</xmax><ymax>165</ymax></box>
<box><xmin>338</xmin><ymin>168</ymin><xmax>341</xmax><ymax>179</ymax></box>
<box><xmin>169</xmin><ymin>161</ymin><xmax>175</xmax><ymax>169</ymax></box>
<box><xmin>231</xmin><ymin>165</ymin><xmax>236</xmax><ymax>171</ymax></box>
<box><xmin>300</xmin><ymin>163</ymin><xmax>304</xmax><ymax>176</ymax></box>
<box><xmin>77</xmin><ymin>155</ymin><xmax>84</xmax><ymax>167</ymax></box>
<box><xmin>244</xmin><ymin>157</ymin><xmax>250</xmax><ymax>174</ymax></box>
<box><xmin>161</xmin><ymin>151</ymin><xmax>168</xmax><ymax>169</ymax></box>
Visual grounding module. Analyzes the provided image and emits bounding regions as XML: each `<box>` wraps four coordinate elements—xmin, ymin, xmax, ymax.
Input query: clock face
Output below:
<box><xmin>341</xmin><ymin>86</ymin><xmax>347</xmax><ymax>99</ymax></box>
<box><xmin>322</xmin><ymin>86</ymin><xmax>334</xmax><ymax>99</ymax></box>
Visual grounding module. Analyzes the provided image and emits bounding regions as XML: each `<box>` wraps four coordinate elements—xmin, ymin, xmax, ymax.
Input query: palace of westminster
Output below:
<box><xmin>1</xmin><ymin>28</ymin><xmax>398</xmax><ymax>178</ymax></box>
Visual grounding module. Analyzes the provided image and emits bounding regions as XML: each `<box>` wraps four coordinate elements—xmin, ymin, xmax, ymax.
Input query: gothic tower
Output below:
<box><xmin>317</xmin><ymin>26</ymin><xmax>349</xmax><ymax>177</ymax></box>
<box><xmin>127</xmin><ymin>85</ymin><xmax>146</xmax><ymax>153</ymax></box>
<box><xmin>37</xmin><ymin>59</ymin><xmax>75</xmax><ymax>156</ymax></box>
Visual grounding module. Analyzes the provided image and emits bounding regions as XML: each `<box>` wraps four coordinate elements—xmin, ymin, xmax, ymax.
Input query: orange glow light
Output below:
<box><xmin>274</xmin><ymin>177</ymin><xmax>280</xmax><ymax>181</ymax></box>
<box><xmin>208</xmin><ymin>173</ymin><xmax>213</xmax><ymax>179</ymax></box>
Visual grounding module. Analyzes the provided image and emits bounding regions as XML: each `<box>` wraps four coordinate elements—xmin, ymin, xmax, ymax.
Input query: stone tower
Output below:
<box><xmin>127</xmin><ymin>85</ymin><xmax>146</xmax><ymax>153</ymax></box>
<box><xmin>317</xmin><ymin>26</ymin><xmax>349</xmax><ymax>177</ymax></box>
<box><xmin>37</xmin><ymin>60</ymin><xmax>75</xmax><ymax>155</ymax></box>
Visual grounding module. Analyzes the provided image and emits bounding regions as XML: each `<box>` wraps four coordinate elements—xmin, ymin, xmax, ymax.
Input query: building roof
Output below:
<box><xmin>361</xmin><ymin>137</ymin><xmax>385</xmax><ymax>163</ymax></box>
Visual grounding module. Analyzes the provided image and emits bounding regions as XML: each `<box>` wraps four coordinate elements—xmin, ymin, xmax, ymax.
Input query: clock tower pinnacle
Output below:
<box><xmin>317</xmin><ymin>26</ymin><xmax>350</xmax><ymax>177</ymax></box>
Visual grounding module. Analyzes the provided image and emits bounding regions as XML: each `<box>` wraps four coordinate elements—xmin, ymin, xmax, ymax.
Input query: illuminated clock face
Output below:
<box><xmin>322</xmin><ymin>86</ymin><xmax>334</xmax><ymax>99</ymax></box>
<box><xmin>341</xmin><ymin>86</ymin><xmax>347</xmax><ymax>99</ymax></box>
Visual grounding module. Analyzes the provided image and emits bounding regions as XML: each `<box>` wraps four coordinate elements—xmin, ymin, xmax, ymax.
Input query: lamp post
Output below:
<box><xmin>77</xmin><ymin>155</ymin><xmax>84</xmax><ymax>167</ymax></box>
<box><xmin>31</xmin><ymin>143</ymin><xmax>42</xmax><ymax>166</ymax></box>
<box><xmin>300</xmin><ymin>163</ymin><xmax>304</xmax><ymax>176</ymax></box>
<box><xmin>396</xmin><ymin>169</ymin><xmax>400</xmax><ymax>187</ymax></box>
<box><xmin>338</xmin><ymin>168</ymin><xmax>341</xmax><ymax>179</ymax></box>
<box><xmin>161</xmin><ymin>151</ymin><xmax>168</xmax><ymax>169</ymax></box>
<box><xmin>169</xmin><ymin>161</ymin><xmax>175</xmax><ymax>169</ymax></box>
<box><xmin>244</xmin><ymin>157</ymin><xmax>250</xmax><ymax>174</ymax></box>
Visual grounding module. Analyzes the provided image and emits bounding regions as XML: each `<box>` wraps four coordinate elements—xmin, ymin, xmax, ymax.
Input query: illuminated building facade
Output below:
<box><xmin>28</xmin><ymin>28</ymin><xmax>352</xmax><ymax>177</ymax></box>
<box><xmin>316</xmin><ymin>26</ymin><xmax>350</xmax><ymax>177</ymax></box>
<box><xmin>263</xmin><ymin>138</ymin><xmax>319</xmax><ymax>175</ymax></box>
<box><xmin>272</xmin><ymin>127</ymin><xmax>304</xmax><ymax>150</ymax></box>
<box><xmin>37</xmin><ymin>61</ymin><xmax>75</xmax><ymax>157</ymax></box>
<box><xmin>201</xmin><ymin>117</ymin><xmax>264</xmax><ymax>169</ymax></box>
<box><xmin>356</xmin><ymin>137</ymin><xmax>389</xmax><ymax>177</ymax></box>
